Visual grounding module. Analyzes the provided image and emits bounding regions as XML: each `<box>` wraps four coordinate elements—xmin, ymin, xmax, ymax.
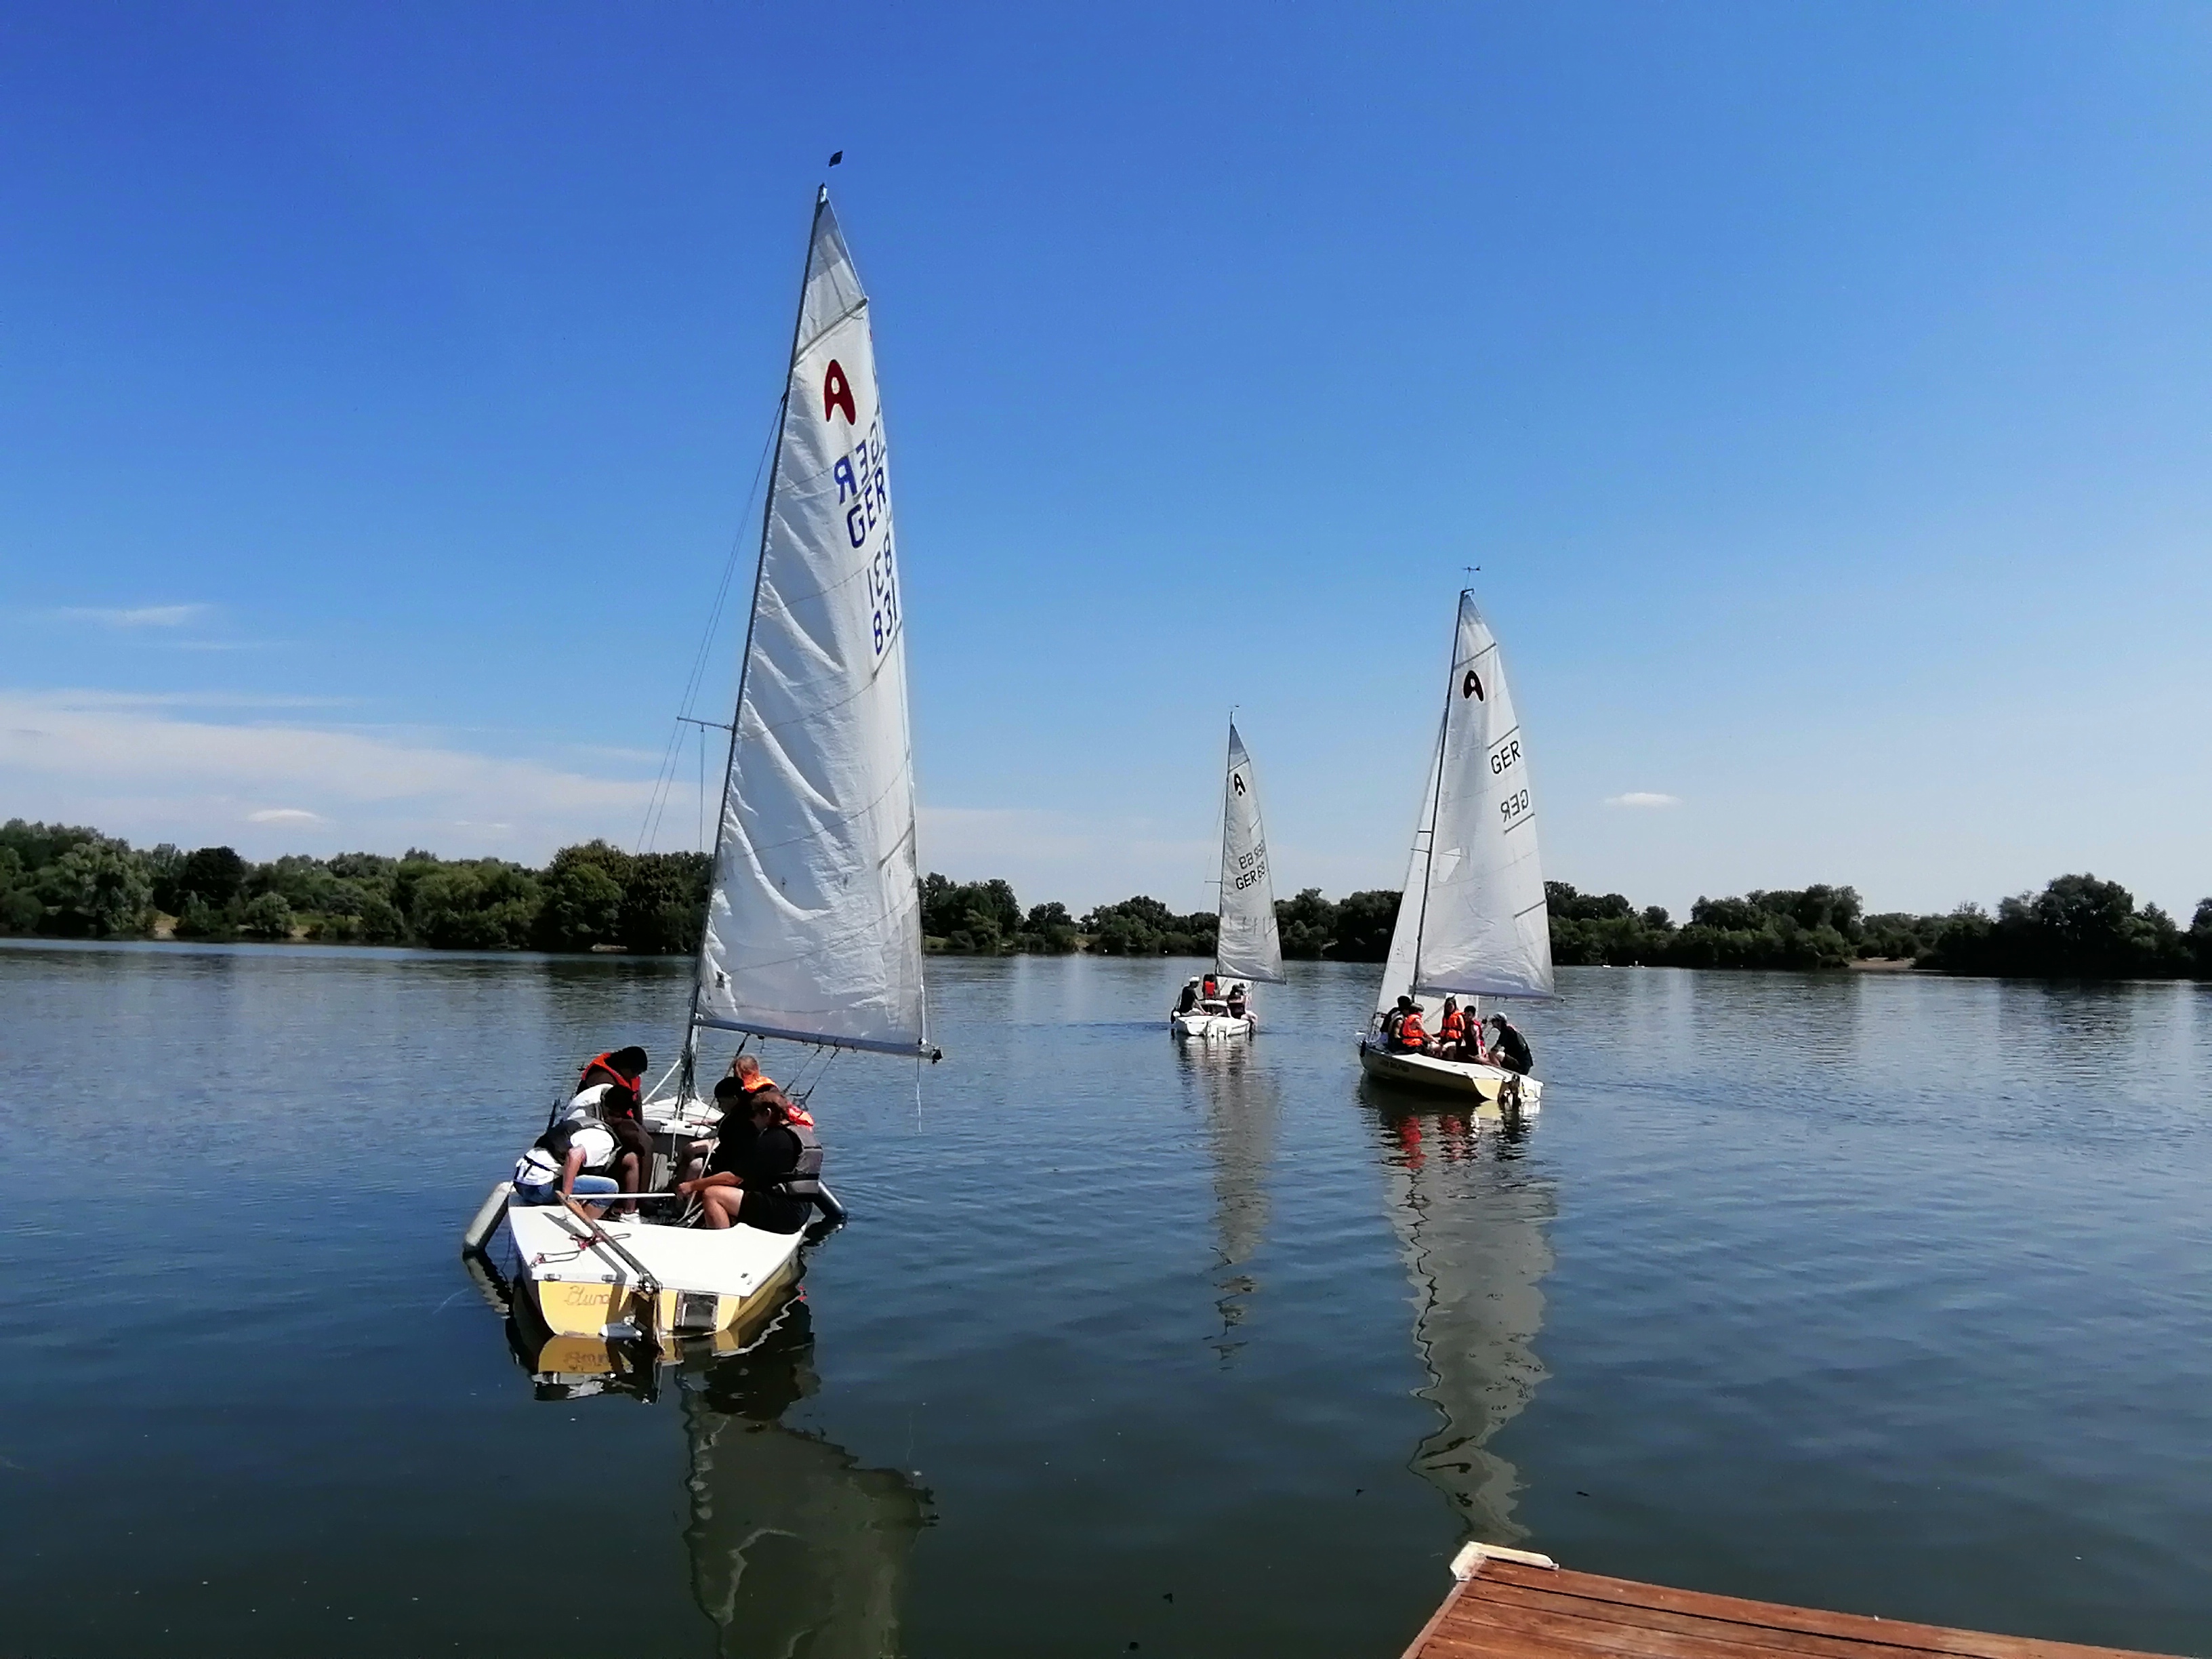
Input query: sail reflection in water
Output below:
<box><xmin>503</xmin><ymin>1288</ymin><xmax>930</xmax><ymax>1657</ymax></box>
<box><xmin>1178</xmin><ymin>1041</ymin><xmax>1282</xmax><ymax>1359</ymax></box>
<box><xmin>1370</xmin><ymin>1101</ymin><xmax>1556</xmax><ymax>1542</ymax></box>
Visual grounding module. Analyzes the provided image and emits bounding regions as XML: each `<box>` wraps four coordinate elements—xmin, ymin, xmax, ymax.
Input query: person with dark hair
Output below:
<box><xmin>511</xmin><ymin>1118</ymin><xmax>632</xmax><ymax>1216</ymax></box>
<box><xmin>570</xmin><ymin>1045</ymin><xmax>652</xmax><ymax>1215</ymax></box>
<box><xmin>676</xmin><ymin>1086</ymin><xmax>821</xmax><ymax>1233</ymax></box>
<box><xmin>1487</xmin><ymin>1013</ymin><xmax>1533</xmax><ymax>1076</ymax></box>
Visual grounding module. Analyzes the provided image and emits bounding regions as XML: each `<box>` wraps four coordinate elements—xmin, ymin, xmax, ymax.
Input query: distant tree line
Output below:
<box><xmin>0</xmin><ymin>820</ymin><xmax>708</xmax><ymax>953</ymax></box>
<box><xmin>6</xmin><ymin>819</ymin><xmax>2209</xmax><ymax>981</ymax></box>
<box><xmin>1544</xmin><ymin>875</ymin><xmax>2212</xmax><ymax>981</ymax></box>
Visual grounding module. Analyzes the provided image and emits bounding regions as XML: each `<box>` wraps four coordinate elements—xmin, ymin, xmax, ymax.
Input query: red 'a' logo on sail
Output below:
<box><xmin>823</xmin><ymin>360</ymin><xmax>857</xmax><ymax>424</ymax></box>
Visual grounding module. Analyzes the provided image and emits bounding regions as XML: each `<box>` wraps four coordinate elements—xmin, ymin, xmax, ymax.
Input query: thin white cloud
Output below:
<box><xmin>0</xmin><ymin>688</ymin><xmax>659</xmax><ymax>861</ymax></box>
<box><xmin>1605</xmin><ymin>792</ymin><xmax>1683</xmax><ymax>808</ymax></box>
<box><xmin>35</xmin><ymin>689</ymin><xmax>359</xmax><ymax>710</ymax></box>
<box><xmin>56</xmin><ymin>604</ymin><xmax>214</xmax><ymax>629</ymax></box>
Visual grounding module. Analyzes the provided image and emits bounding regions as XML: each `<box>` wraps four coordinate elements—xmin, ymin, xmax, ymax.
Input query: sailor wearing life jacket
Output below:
<box><xmin>570</xmin><ymin>1046</ymin><xmax>651</xmax><ymax>1214</ymax></box>
<box><xmin>726</xmin><ymin>1051</ymin><xmax>814</xmax><ymax>1128</ymax></box>
<box><xmin>676</xmin><ymin>1084</ymin><xmax>823</xmax><ymax>1235</ymax></box>
<box><xmin>512</xmin><ymin>1118</ymin><xmax>629</xmax><ymax>1212</ymax></box>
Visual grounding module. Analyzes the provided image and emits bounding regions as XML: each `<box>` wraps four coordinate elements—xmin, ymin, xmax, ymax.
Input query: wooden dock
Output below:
<box><xmin>1403</xmin><ymin>1544</ymin><xmax>2183</xmax><ymax>1659</ymax></box>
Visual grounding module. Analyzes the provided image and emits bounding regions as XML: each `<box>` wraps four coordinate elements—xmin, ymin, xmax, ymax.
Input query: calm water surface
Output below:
<box><xmin>3</xmin><ymin>943</ymin><xmax>2208</xmax><ymax>1657</ymax></box>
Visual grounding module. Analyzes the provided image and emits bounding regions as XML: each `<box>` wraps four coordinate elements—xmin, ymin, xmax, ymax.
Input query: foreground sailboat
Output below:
<box><xmin>1170</xmin><ymin>721</ymin><xmax>1284</xmax><ymax>1038</ymax></box>
<box><xmin>485</xmin><ymin>185</ymin><xmax>933</xmax><ymax>1345</ymax></box>
<box><xmin>1357</xmin><ymin>590</ymin><xmax>1551</xmax><ymax>1107</ymax></box>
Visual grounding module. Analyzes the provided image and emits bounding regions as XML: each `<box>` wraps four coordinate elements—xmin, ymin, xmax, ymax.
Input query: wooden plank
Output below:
<box><xmin>1463</xmin><ymin>1577</ymin><xmax>2043</xmax><ymax>1659</ymax></box>
<box><xmin>1465</xmin><ymin>1563</ymin><xmax>2179</xmax><ymax>1659</ymax></box>
<box><xmin>1443</xmin><ymin>1588</ymin><xmax>1982</xmax><ymax>1659</ymax></box>
<box><xmin>1401</xmin><ymin>1557</ymin><xmax>2189</xmax><ymax>1659</ymax></box>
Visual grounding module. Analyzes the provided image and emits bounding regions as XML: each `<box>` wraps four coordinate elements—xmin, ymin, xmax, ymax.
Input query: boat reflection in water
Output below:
<box><xmin>497</xmin><ymin>1269</ymin><xmax>931</xmax><ymax>1656</ymax></box>
<box><xmin>1177</xmin><ymin>1039</ymin><xmax>1282</xmax><ymax>1360</ymax></box>
<box><xmin>1367</xmin><ymin>1088</ymin><xmax>1557</xmax><ymax>1543</ymax></box>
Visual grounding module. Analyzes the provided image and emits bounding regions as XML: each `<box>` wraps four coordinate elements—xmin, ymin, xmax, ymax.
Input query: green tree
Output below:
<box><xmin>177</xmin><ymin>845</ymin><xmax>247</xmax><ymax>909</ymax></box>
<box><xmin>1328</xmin><ymin>890</ymin><xmax>1401</xmax><ymax>961</ymax></box>
<box><xmin>538</xmin><ymin>859</ymin><xmax>627</xmax><ymax>949</ymax></box>
<box><xmin>38</xmin><ymin>838</ymin><xmax>155</xmax><ymax>938</ymax></box>
<box><xmin>1275</xmin><ymin>888</ymin><xmax>1336</xmax><ymax>959</ymax></box>
<box><xmin>238</xmin><ymin>892</ymin><xmax>295</xmax><ymax>941</ymax></box>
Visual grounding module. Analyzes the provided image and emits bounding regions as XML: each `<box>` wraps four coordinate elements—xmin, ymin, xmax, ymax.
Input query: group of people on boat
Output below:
<box><xmin>509</xmin><ymin>1047</ymin><xmax>827</xmax><ymax>1234</ymax></box>
<box><xmin>1174</xmin><ymin>972</ymin><xmax>1250</xmax><ymax>1020</ymax></box>
<box><xmin>1376</xmin><ymin>996</ymin><xmax>1533</xmax><ymax>1074</ymax></box>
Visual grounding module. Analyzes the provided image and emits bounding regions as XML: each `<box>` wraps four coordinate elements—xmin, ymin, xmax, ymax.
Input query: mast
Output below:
<box><xmin>680</xmin><ymin>186</ymin><xmax>828</xmax><ymax>1098</ymax></box>
<box><xmin>1214</xmin><ymin>713</ymin><xmax>1233</xmax><ymax>972</ymax></box>
<box><xmin>1407</xmin><ymin>592</ymin><xmax>1465</xmax><ymax>997</ymax></box>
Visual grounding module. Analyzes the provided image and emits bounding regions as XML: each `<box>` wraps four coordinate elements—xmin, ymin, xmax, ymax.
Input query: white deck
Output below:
<box><xmin>1357</xmin><ymin>1039</ymin><xmax>1543</xmax><ymax>1107</ymax></box>
<box><xmin>506</xmin><ymin>1202</ymin><xmax>802</xmax><ymax>1300</ymax></box>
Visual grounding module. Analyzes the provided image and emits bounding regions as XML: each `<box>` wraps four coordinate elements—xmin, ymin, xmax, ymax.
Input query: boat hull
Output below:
<box><xmin>507</xmin><ymin>1203</ymin><xmax>804</xmax><ymax>1340</ymax></box>
<box><xmin>1357</xmin><ymin>1040</ymin><xmax>1542</xmax><ymax>1109</ymax></box>
<box><xmin>1172</xmin><ymin>1012</ymin><xmax>1254</xmax><ymax>1039</ymax></box>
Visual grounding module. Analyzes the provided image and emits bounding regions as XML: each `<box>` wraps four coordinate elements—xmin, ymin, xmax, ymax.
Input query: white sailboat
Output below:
<box><xmin>489</xmin><ymin>184</ymin><xmax>934</xmax><ymax>1344</ymax></box>
<box><xmin>1357</xmin><ymin>590</ymin><xmax>1551</xmax><ymax>1107</ymax></box>
<box><xmin>1170</xmin><ymin>720</ymin><xmax>1284</xmax><ymax>1038</ymax></box>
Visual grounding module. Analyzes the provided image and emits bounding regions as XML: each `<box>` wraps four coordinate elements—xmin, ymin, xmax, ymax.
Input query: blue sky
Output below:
<box><xmin>3</xmin><ymin>2</ymin><xmax>2209</xmax><ymax>918</ymax></box>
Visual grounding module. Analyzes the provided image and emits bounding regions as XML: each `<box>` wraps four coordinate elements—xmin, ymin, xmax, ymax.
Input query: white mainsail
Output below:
<box><xmin>1214</xmin><ymin>722</ymin><xmax>1284</xmax><ymax>985</ymax></box>
<box><xmin>1374</xmin><ymin>590</ymin><xmax>1553</xmax><ymax>1016</ymax></box>
<box><xmin>694</xmin><ymin>189</ymin><xmax>928</xmax><ymax>1057</ymax></box>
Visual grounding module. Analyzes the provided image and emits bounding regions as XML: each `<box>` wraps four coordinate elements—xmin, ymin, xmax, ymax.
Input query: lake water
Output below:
<box><xmin>4</xmin><ymin>941</ymin><xmax>2209</xmax><ymax>1658</ymax></box>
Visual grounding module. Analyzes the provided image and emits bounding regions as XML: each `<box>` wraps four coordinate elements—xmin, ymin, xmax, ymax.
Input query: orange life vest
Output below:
<box><xmin>578</xmin><ymin>1052</ymin><xmax>642</xmax><ymax>1118</ymax></box>
<box><xmin>735</xmin><ymin>1069</ymin><xmax>815</xmax><ymax>1128</ymax></box>
<box><xmin>1440</xmin><ymin>1010</ymin><xmax>1465</xmax><ymax>1042</ymax></box>
<box><xmin>1399</xmin><ymin>1010</ymin><xmax>1427</xmax><ymax>1047</ymax></box>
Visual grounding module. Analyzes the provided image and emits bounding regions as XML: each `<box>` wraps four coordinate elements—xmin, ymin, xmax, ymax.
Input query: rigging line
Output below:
<box><xmin>636</xmin><ymin>402</ymin><xmax>783</xmax><ymax>853</ymax></box>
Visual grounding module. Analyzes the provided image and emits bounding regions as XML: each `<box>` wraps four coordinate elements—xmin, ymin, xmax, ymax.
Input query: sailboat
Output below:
<box><xmin>1170</xmin><ymin>721</ymin><xmax>1284</xmax><ymax>1038</ymax></box>
<box><xmin>485</xmin><ymin>184</ymin><xmax>935</xmax><ymax>1345</ymax></box>
<box><xmin>1357</xmin><ymin>590</ymin><xmax>1551</xmax><ymax>1107</ymax></box>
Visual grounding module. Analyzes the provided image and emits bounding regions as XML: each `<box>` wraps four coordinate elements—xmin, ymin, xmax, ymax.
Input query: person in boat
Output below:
<box><xmin>1201</xmin><ymin>971</ymin><xmax>1220</xmax><ymax>1004</ymax></box>
<box><xmin>1174</xmin><ymin>979</ymin><xmax>1201</xmax><ymax>1017</ymax></box>
<box><xmin>676</xmin><ymin>1085</ymin><xmax>821</xmax><ymax>1233</ymax></box>
<box><xmin>571</xmin><ymin>1045</ymin><xmax>652</xmax><ymax>1214</ymax></box>
<box><xmin>1488</xmin><ymin>1012</ymin><xmax>1534</xmax><ymax>1076</ymax></box>
<box><xmin>511</xmin><ymin>1117</ymin><xmax>632</xmax><ymax>1215</ymax></box>
<box><xmin>1437</xmin><ymin>997</ymin><xmax>1468</xmax><ymax>1059</ymax></box>
<box><xmin>726</xmin><ymin>1050</ymin><xmax>813</xmax><ymax>1126</ymax></box>
<box><xmin>1225</xmin><ymin>982</ymin><xmax>1248</xmax><ymax>1020</ymax></box>
<box><xmin>1391</xmin><ymin>996</ymin><xmax>1428</xmax><ymax>1054</ymax></box>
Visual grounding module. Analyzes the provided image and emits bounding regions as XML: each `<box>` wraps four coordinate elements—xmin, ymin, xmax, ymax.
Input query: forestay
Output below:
<box><xmin>1376</xmin><ymin>590</ymin><xmax>1553</xmax><ymax>1011</ymax></box>
<box><xmin>695</xmin><ymin>190</ymin><xmax>929</xmax><ymax>1056</ymax></box>
<box><xmin>1214</xmin><ymin>722</ymin><xmax>1284</xmax><ymax>984</ymax></box>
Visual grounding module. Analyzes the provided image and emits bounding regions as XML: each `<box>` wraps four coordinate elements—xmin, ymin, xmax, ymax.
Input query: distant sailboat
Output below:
<box><xmin>1358</xmin><ymin>590</ymin><xmax>1551</xmax><ymax>1107</ymax></box>
<box><xmin>1171</xmin><ymin>720</ymin><xmax>1284</xmax><ymax>1038</ymax></box>
<box><xmin>487</xmin><ymin>184</ymin><xmax>935</xmax><ymax>1344</ymax></box>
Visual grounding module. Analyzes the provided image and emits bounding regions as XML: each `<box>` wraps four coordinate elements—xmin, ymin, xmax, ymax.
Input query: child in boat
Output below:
<box><xmin>511</xmin><ymin>1119</ymin><xmax>630</xmax><ymax>1216</ymax></box>
<box><xmin>677</xmin><ymin>1086</ymin><xmax>818</xmax><ymax>1233</ymax></box>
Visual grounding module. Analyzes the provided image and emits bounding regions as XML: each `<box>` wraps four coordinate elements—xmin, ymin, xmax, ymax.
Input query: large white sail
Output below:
<box><xmin>695</xmin><ymin>190</ymin><xmax>928</xmax><ymax>1056</ymax></box>
<box><xmin>1373</xmin><ymin>592</ymin><xmax>1552</xmax><ymax>1019</ymax></box>
<box><xmin>1214</xmin><ymin>722</ymin><xmax>1284</xmax><ymax>984</ymax></box>
<box><xmin>1410</xmin><ymin>591</ymin><xmax>1553</xmax><ymax>1000</ymax></box>
<box><xmin>1373</xmin><ymin>722</ymin><xmax>1443</xmax><ymax>1019</ymax></box>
